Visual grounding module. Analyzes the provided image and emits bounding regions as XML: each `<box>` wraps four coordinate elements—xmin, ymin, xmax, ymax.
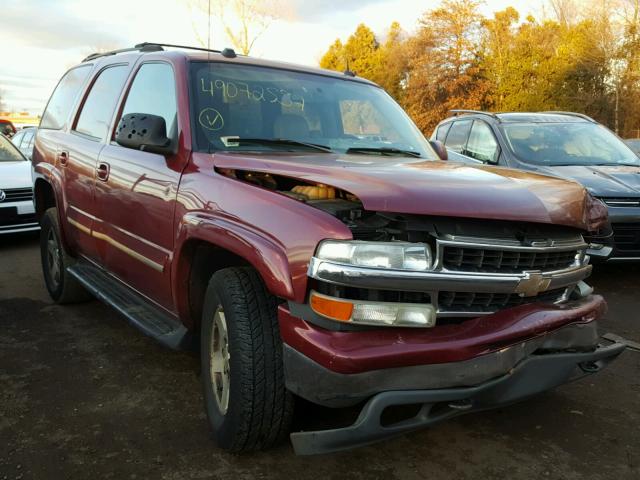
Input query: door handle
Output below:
<box><xmin>97</xmin><ymin>162</ymin><xmax>110</xmax><ymax>182</ymax></box>
<box><xmin>58</xmin><ymin>151</ymin><xmax>69</xmax><ymax>166</ymax></box>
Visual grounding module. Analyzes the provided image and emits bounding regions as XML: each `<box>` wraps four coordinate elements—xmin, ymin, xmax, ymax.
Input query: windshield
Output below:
<box><xmin>0</xmin><ymin>134</ymin><xmax>25</xmax><ymax>162</ymax></box>
<box><xmin>503</xmin><ymin>122</ymin><xmax>640</xmax><ymax>167</ymax></box>
<box><xmin>189</xmin><ymin>62</ymin><xmax>436</xmax><ymax>159</ymax></box>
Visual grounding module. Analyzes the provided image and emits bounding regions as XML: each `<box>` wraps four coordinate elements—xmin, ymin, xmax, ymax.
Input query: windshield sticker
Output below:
<box><xmin>200</xmin><ymin>78</ymin><xmax>304</xmax><ymax>111</ymax></box>
<box><xmin>198</xmin><ymin>108</ymin><xmax>225</xmax><ymax>131</ymax></box>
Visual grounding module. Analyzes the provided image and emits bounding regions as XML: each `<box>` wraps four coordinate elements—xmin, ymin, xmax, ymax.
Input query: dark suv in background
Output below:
<box><xmin>432</xmin><ymin>111</ymin><xmax>640</xmax><ymax>259</ymax></box>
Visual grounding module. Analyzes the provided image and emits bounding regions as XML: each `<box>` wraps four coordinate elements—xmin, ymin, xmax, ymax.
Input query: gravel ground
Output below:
<box><xmin>1</xmin><ymin>232</ymin><xmax>638</xmax><ymax>480</ymax></box>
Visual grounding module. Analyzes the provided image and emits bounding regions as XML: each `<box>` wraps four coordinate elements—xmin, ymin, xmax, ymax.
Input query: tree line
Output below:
<box><xmin>320</xmin><ymin>0</ymin><xmax>640</xmax><ymax>139</ymax></box>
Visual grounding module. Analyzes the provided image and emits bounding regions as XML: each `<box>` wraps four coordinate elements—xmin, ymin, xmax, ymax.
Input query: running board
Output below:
<box><xmin>68</xmin><ymin>263</ymin><xmax>191</xmax><ymax>350</ymax></box>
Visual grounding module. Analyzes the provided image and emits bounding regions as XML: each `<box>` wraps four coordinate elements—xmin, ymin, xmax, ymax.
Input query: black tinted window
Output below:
<box><xmin>436</xmin><ymin>123</ymin><xmax>452</xmax><ymax>142</ymax></box>
<box><xmin>41</xmin><ymin>65</ymin><xmax>92</xmax><ymax>130</ymax></box>
<box><xmin>120</xmin><ymin>63</ymin><xmax>177</xmax><ymax>136</ymax></box>
<box><xmin>444</xmin><ymin>120</ymin><xmax>472</xmax><ymax>153</ymax></box>
<box><xmin>75</xmin><ymin>65</ymin><xmax>129</xmax><ymax>140</ymax></box>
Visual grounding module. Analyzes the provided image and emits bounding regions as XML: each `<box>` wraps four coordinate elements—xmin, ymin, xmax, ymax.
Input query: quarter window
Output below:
<box><xmin>40</xmin><ymin>65</ymin><xmax>92</xmax><ymax>130</ymax></box>
<box><xmin>466</xmin><ymin>121</ymin><xmax>499</xmax><ymax>162</ymax></box>
<box><xmin>435</xmin><ymin>123</ymin><xmax>452</xmax><ymax>143</ymax></box>
<box><xmin>444</xmin><ymin>120</ymin><xmax>472</xmax><ymax>153</ymax></box>
<box><xmin>74</xmin><ymin>65</ymin><xmax>129</xmax><ymax>140</ymax></box>
<box><xmin>120</xmin><ymin>63</ymin><xmax>178</xmax><ymax>137</ymax></box>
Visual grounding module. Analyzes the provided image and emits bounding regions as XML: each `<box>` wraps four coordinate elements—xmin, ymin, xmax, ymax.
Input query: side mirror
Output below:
<box><xmin>115</xmin><ymin>113</ymin><xmax>175</xmax><ymax>155</ymax></box>
<box><xmin>429</xmin><ymin>140</ymin><xmax>448</xmax><ymax>161</ymax></box>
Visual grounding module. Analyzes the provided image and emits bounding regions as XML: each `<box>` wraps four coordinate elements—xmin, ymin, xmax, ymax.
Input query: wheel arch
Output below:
<box><xmin>33</xmin><ymin>178</ymin><xmax>57</xmax><ymax>221</ymax></box>
<box><xmin>173</xmin><ymin>214</ymin><xmax>297</xmax><ymax>330</ymax></box>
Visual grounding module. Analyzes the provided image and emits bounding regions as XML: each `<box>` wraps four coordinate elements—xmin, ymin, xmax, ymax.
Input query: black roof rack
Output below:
<box><xmin>541</xmin><ymin>111</ymin><xmax>596</xmax><ymax>122</ymax></box>
<box><xmin>82</xmin><ymin>42</ymin><xmax>234</xmax><ymax>63</ymax></box>
<box><xmin>449</xmin><ymin>109</ymin><xmax>500</xmax><ymax>121</ymax></box>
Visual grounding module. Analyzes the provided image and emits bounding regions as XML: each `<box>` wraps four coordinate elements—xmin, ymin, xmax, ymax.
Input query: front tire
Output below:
<box><xmin>39</xmin><ymin>208</ymin><xmax>92</xmax><ymax>304</ymax></box>
<box><xmin>200</xmin><ymin>267</ymin><xmax>294</xmax><ymax>452</ymax></box>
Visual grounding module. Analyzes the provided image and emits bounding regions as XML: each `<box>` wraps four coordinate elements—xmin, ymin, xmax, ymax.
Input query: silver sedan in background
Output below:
<box><xmin>0</xmin><ymin>134</ymin><xmax>38</xmax><ymax>234</ymax></box>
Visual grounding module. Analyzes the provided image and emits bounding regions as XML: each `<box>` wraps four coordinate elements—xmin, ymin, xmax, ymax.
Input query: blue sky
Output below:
<box><xmin>0</xmin><ymin>0</ymin><xmax>537</xmax><ymax>114</ymax></box>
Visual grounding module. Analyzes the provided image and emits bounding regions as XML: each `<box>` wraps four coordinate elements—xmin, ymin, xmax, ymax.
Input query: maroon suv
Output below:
<box><xmin>32</xmin><ymin>43</ymin><xmax>624</xmax><ymax>455</ymax></box>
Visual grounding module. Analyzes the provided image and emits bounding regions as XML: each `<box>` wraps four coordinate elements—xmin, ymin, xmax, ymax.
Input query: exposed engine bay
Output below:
<box><xmin>217</xmin><ymin>168</ymin><xmax>587</xmax><ymax>244</ymax></box>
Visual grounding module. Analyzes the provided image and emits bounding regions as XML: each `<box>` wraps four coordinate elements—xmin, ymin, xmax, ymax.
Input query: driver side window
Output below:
<box><xmin>120</xmin><ymin>63</ymin><xmax>177</xmax><ymax>138</ymax></box>
<box><xmin>466</xmin><ymin>121</ymin><xmax>499</xmax><ymax>163</ymax></box>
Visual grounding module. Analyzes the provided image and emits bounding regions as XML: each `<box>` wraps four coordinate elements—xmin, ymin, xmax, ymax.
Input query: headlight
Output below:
<box><xmin>316</xmin><ymin>240</ymin><xmax>432</xmax><ymax>271</ymax></box>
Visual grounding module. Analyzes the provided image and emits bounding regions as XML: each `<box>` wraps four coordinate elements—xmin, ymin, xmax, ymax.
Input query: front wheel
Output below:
<box><xmin>200</xmin><ymin>267</ymin><xmax>294</xmax><ymax>452</ymax></box>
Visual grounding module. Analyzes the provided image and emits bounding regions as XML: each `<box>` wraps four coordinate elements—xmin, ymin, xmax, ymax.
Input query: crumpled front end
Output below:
<box><xmin>280</xmin><ymin>222</ymin><xmax>625</xmax><ymax>454</ymax></box>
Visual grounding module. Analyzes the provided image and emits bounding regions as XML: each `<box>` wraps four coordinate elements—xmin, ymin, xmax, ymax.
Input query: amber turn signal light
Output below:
<box><xmin>310</xmin><ymin>291</ymin><xmax>354</xmax><ymax>322</ymax></box>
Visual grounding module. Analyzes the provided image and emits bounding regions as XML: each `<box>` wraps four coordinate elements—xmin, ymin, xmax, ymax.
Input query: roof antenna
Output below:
<box><xmin>344</xmin><ymin>57</ymin><xmax>356</xmax><ymax>77</ymax></box>
<box><xmin>207</xmin><ymin>0</ymin><xmax>213</xmax><ymax>154</ymax></box>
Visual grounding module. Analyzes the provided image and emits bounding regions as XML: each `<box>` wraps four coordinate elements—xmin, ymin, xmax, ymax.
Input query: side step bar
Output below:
<box><xmin>68</xmin><ymin>263</ymin><xmax>191</xmax><ymax>350</ymax></box>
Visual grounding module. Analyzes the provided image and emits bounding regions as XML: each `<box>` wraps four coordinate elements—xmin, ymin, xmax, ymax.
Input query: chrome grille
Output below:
<box><xmin>0</xmin><ymin>187</ymin><xmax>33</xmax><ymax>202</ymax></box>
<box><xmin>438</xmin><ymin>288</ymin><xmax>567</xmax><ymax>314</ymax></box>
<box><xmin>442</xmin><ymin>247</ymin><xmax>578</xmax><ymax>273</ymax></box>
<box><xmin>601</xmin><ymin>198</ymin><xmax>640</xmax><ymax>208</ymax></box>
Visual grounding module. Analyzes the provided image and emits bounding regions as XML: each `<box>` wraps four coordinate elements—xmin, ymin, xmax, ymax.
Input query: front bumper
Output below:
<box><xmin>0</xmin><ymin>200</ymin><xmax>38</xmax><ymax>234</ymax></box>
<box><xmin>290</xmin><ymin>340</ymin><xmax>625</xmax><ymax>455</ymax></box>
<box><xmin>279</xmin><ymin>296</ymin><xmax>625</xmax><ymax>454</ymax></box>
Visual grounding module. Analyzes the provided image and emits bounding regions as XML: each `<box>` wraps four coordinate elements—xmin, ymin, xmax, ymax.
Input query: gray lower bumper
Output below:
<box><xmin>290</xmin><ymin>340</ymin><xmax>625</xmax><ymax>455</ymax></box>
<box><xmin>284</xmin><ymin>321</ymin><xmax>602</xmax><ymax>408</ymax></box>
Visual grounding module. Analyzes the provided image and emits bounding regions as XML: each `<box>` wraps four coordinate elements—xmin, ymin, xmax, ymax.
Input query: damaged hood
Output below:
<box><xmin>213</xmin><ymin>152</ymin><xmax>601</xmax><ymax>231</ymax></box>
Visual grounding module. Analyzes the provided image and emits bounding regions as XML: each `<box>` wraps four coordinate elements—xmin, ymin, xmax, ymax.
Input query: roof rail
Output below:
<box><xmin>82</xmin><ymin>43</ymin><xmax>164</xmax><ymax>62</ymax></box>
<box><xmin>449</xmin><ymin>109</ymin><xmax>500</xmax><ymax>120</ymax></box>
<box><xmin>82</xmin><ymin>42</ymin><xmax>233</xmax><ymax>63</ymax></box>
<box><xmin>542</xmin><ymin>111</ymin><xmax>596</xmax><ymax>122</ymax></box>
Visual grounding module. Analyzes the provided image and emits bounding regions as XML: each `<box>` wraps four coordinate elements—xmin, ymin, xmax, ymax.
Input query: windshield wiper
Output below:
<box><xmin>346</xmin><ymin>147</ymin><xmax>422</xmax><ymax>158</ymax></box>
<box><xmin>221</xmin><ymin>137</ymin><xmax>332</xmax><ymax>152</ymax></box>
<box><xmin>590</xmin><ymin>163</ymin><xmax>640</xmax><ymax>167</ymax></box>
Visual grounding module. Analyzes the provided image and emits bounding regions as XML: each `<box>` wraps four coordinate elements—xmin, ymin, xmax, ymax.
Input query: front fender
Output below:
<box><xmin>174</xmin><ymin>211</ymin><xmax>295</xmax><ymax>300</ymax></box>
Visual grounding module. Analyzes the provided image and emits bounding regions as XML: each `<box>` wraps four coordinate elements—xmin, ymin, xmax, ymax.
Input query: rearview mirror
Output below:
<box><xmin>115</xmin><ymin>113</ymin><xmax>175</xmax><ymax>155</ymax></box>
<box><xmin>429</xmin><ymin>140</ymin><xmax>448</xmax><ymax>161</ymax></box>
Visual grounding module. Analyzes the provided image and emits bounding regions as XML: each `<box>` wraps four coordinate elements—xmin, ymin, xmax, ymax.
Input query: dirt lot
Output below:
<box><xmin>0</xmin><ymin>232</ymin><xmax>638</xmax><ymax>480</ymax></box>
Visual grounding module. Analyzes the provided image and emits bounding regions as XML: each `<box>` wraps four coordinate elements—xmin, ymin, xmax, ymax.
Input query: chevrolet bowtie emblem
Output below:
<box><xmin>516</xmin><ymin>271</ymin><xmax>552</xmax><ymax>297</ymax></box>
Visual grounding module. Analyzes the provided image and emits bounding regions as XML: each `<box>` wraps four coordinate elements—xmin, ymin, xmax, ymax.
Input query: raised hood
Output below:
<box><xmin>212</xmin><ymin>153</ymin><xmax>600</xmax><ymax>231</ymax></box>
<box><xmin>529</xmin><ymin>164</ymin><xmax>640</xmax><ymax>198</ymax></box>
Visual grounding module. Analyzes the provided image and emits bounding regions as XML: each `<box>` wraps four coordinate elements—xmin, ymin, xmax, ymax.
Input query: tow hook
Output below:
<box><xmin>579</xmin><ymin>361</ymin><xmax>601</xmax><ymax>373</ymax></box>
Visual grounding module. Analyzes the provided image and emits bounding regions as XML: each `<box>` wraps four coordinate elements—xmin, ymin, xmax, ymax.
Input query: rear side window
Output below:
<box><xmin>435</xmin><ymin>123</ymin><xmax>452</xmax><ymax>142</ymax></box>
<box><xmin>444</xmin><ymin>120</ymin><xmax>472</xmax><ymax>153</ymax></box>
<box><xmin>74</xmin><ymin>65</ymin><xmax>129</xmax><ymax>140</ymax></box>
<box><xmin>466</xmin><ymin>121</ymin><xmax>499</xmax><ymax>162</ymax></box>
<box><xmin>40</xmin><ymin>65</ymin><xmax>92</xmax><ymax>130</ymax></box>
<box><xmin>120</xmin><ymin>63</ymin><xmax>177</xmax><ymax>136</ymax></box>
<box><xmin>11</xmin><ymin>130</ymin><xmax>25</xmax><ymax>148</ymax></box>
<box><xmin>24</xmin><ymin>130</ymin><xmax>36</xmax><ymax>158</ymax></box>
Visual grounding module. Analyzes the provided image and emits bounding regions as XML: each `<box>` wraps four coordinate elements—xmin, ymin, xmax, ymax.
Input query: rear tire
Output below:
<box><xmin>39</xmin><ymin>208</ymin><xmax>92</xmax><ymax>304</ymax></box>
<box><xmin>200</xmin><ymin>267</ymin><xmax>294</xmax><ymax>452</ymax></box>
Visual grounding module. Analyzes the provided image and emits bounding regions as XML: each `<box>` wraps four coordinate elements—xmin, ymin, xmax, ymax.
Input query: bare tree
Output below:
<box><xmin>546</xmin><ymin>0</ymin><xmax>579</xmax><ymax>24</ymax></box>
<box><xmin>188</xmin><ymin>0</ymin><xmax>284</xmax><ymax>55</ymax></box>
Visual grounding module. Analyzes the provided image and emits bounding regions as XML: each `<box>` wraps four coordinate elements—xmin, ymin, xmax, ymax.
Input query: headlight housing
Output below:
<box><xmin>316</xmin><ymin>240</ymin><xmax>433</xmax><ymax>271</ymax></box>
<box><xmin>310</xmin><ymin>291</ymin><xmax>436</xmax><ymax>328</ymax></box>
